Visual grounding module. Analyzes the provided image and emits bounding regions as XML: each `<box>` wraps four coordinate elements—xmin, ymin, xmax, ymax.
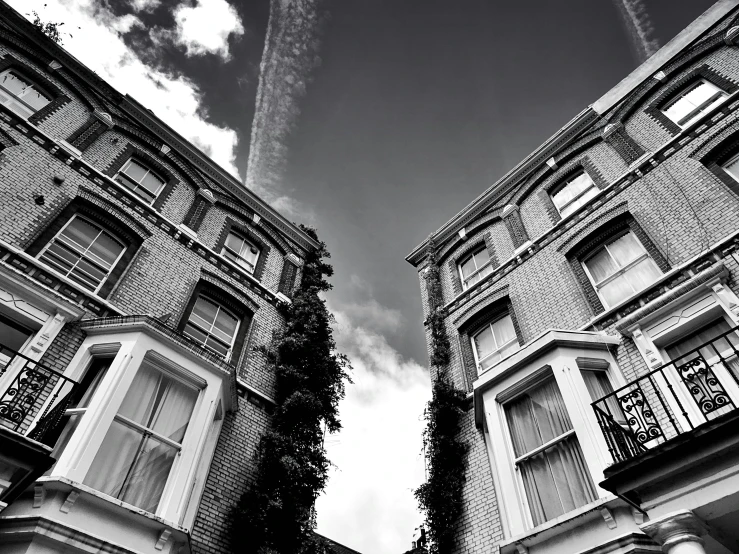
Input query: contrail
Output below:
<box><xmin>612</xmin><ymin>0</ymin><xmax>660</xmax><ymax>62</ymax></box>
<box><xmin>244</xmin><ymin>0</ymin><xmax>325</xmax><ymax>214</ymax></box>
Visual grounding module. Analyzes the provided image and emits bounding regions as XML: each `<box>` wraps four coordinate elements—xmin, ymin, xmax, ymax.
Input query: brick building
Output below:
<box><xmin>0</xmin><ymin>2</ymin><xmax>323</xmax><ymax>553</ymax></box>
<box><xmin>406</xmin><ymin>1</ymin><xmax>739</xmax><ymax>553</ymax></box>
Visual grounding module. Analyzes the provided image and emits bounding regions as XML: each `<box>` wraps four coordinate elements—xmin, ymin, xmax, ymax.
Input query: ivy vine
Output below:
<box><xmin>230</xmin><ymin>226</ymin><xmax>350</xmax><ymax>554</ymax></box>
<box><xmin>414</xmin><ymin>236</ymin><xmax>469</xmax><ymax>554</ymax></box>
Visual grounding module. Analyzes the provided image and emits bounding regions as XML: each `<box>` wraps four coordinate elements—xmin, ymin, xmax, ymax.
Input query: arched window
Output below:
<box><xmin>221</xmin><ymin>231</ymin><xmax>260</xmax><ymax>274</ymax></box>
<box><xmin>0</xmin><ymin>68</ymin><xmax>51</xmax><ymax>119</ymax></box>
<box><xmin>549</xmin><ymin>171</ymin><xmax>598</xmax><ymax>217</ymax></box>
<box><xmin>661</xmin><ymin>79</ymin><xmax>727</xmax><ymax>128</ymax></box>
<box><xmin>114</xmin><ymin>158</ymin><xmax>166</xmax><ymax>204</ymax></box>
<box><xmin>471</xmin><ymin>313</ymin><xmax>519</xmax><ymax>372</ymax></box>
<box><xmin>183</xmin><ymin>294</ymin><xmax>241</xmax><ymax>359</ymax></box>
<box><xmin>37</xmin><ymin>215</ymin><xmax>126</xmax><ymax>293</ymax></box>
<box><xmin>458</xmin><ymin>247</ymin><xmax>492</xmax><ymax>290</ymax></box>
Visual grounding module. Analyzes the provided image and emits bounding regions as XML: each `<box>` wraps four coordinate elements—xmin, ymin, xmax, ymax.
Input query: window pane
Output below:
<box><xmin>473</xmin><ymin>326</ymin><xmax>497</xmax><ymax>360</ymax></box>
<box><xmin>214</xmin><ymin>309</ymin><xmax>238</xmax><ymax>340</ymax></box>
<box><xmin>122</xmin><ymin>160</ymin><xmax>148</xmax><ymax>183</ymax></box>
<box><xmin>584</xmin><ymin>248</ymin><xmax>617</xmax><ymax>283</ymax></box>
<box><xmin>492</xmin><ymin>315</ymin><xmax>516</xmax><ymax>348</ymax></box>
<box><xmin>505</xmin><ymin>378</ymin><xmax>572</xmax><ymax>456</ymax></box>
<box><xmin>723</xmin><ymin>156</ymin><xmax>739</xmax><ymax>182</ymax></box>
<box><xmin>622</xmin><ymin>257</ymin><xmax>661</xmax><ymax>291</ymax></box>
<box><xmin>184</xmin><ymin>323</ymin><xmax>208</xmax><ymax>344</ymax></box>
<box><xmin>473</xmin><ymin>249</ymin><xmax>490</xmax><ymax>269</ymax></box>
<box><xmin>88</xmin><ymin>232</ymin><xmax>124</xmax><ymax>268</ymax></box>
<box><xmin>141</xmin><ymin>172</ymin><xmax>164</xmax><ymax>195</ymax></box>
<box><xmin>191</xmin><ymin>297</ymin><xmax>218</xmax><ymax>328</ymax></box>
<box><xmin>225</xmin><ymin>233</ymin><xmax>244</xmax><ymax>253</ymax></box>
<box><xmin>519</xmin><ymin>436</ymin><xmax>597</xmax><ymax>525</ymax></box>
<box><xmin>0</xmin><ymin>313</ymin><xmax>32</xmax><ymax>352</ymax></box>
<box><xmin>460</xmin><ymin>256</ymin><xmax>477</xmax><ymax>279</ymax></box>
<box><xmin>598</xmin><ymin>274</ymin><xmax>634</xmax><ymax>307</ymax></box>
<box><xmin>563</xmin><ymin>186</ymin><xmax>599</xmax><ymax>217</ymax></box>
<box><xmin>478</xmin><ymin>263</ymin><xmax>494</xmax><ymax>281</ymax></box>
<box><xmin>0</xmin><ymin>71</ymin><xmax>29</xmax><ymax>95</ymax></box>
<box><xmin>62</xmin><ymin>218</ymin><xmax>100</xmax><ymax>251</ymax></box>
<box><xmin>84</xmin><ymin>419</ymin><xmax>143</xmax><ymax>500</ymax></box>
<box><xmin>22</xmin><ymin>88</ymin><xmax>50</xmax><ymax>111</ymax></box>
<box><xmin>205</xmin><ymin>336</ymin><xmax>230</xmax><ymax>357</ymax></box>
<box><xmin>607</xmin><ymin>233</ymin><xmax>644</xmax><ymax>267</ymax></box>
<box><xmin>119</xmin><ymin>434</ymin><xmax>178</xmax><ymax>513</ymax></box>
<box><xmin>684</xmin><ymin>80</ymin><xmax>720</xmax><ymax>107</ymax></box>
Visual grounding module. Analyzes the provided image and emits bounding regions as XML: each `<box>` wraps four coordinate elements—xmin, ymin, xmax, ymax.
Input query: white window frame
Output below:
<box><xmin>114</xmin><ymin>158</ymin><xmax>166</xmax><ymax>204</ymax></box>
<box><xmin>458</xmin><ymin>247</ymin><xmax>493</xmax><ymax>290</ymax></box>
<box><xmin>721</xmin><ymin>152</ymin><xmax>739</xmax><ymax>184</ymax></box>
<box><xmin>470</xmin><ymin>314</ymin><xmax>519</xmax><ymax>372</ymax></box>
<box><xmin>0</xmin><ymin>68</ymin><xmax>51</xmax><ymax>119</ymax></box>
<box><xmin>183</xmin><ymin>294</ymin><xmax>241</xmax><ymax>362</ymax></box>
<box><xmin>661</xmin><ymin>78</ymin><xmax>728</xmax><ymax>128</ymax></box>
<box><xmin>488</xmin><ymin>362</ymin><xmax>613</xmax><ymax>535</ymax></box>
<box><xmin>549</xmin><ymin>171</ymin><xmax>598</xmax><ymax>217</ymax></box>
<box><xmin>581</xmin><ymin>231</ymin><xmax>661</xmax><ymax>309</ymax></box>
<box><xmin>37</xmin><ymin>214</ymin><xmax>127</xmax><ymax>294</ymax></box>
<box><xmin>221</xmin><ymin>231</ymin><xmax>260</xmax><ymax>274</ymax></box>
<box><xmin>45</xmin><ymin>335</ymin><xmax>224</xmax><ymax>526</ymax></box>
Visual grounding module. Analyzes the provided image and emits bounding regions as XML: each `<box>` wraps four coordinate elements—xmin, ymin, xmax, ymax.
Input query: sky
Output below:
<box><xmin>7</xmin><ymin>0</ymin><xmax>718</xmax><ymax>552</ymax></box>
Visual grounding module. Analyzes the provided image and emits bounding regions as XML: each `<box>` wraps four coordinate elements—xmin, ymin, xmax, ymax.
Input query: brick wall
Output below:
<box><xmin>412</xmin><ymin>28</ymin><xmax>739</xmax><ymax>554</ymax></box>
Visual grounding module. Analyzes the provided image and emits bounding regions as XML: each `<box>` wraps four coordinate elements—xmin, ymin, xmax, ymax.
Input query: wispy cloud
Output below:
<box><xmin>612</xmin><ymin>0</ymin><xmax>660</xmax><ymax>62</ymax></box>
<box><xmin>316</xmin><ymin>299</ymin><xmax>430</xmax><ymax>554</ymax></box>
<box><xmin>10</xmin><ymin>0</ymin><xmax>241</xmax><ymax>176</ymax></box>
<box><xmin>129</xmin><ymin>0</ymin><xmax>160</xmax><ymax>13</ymax></box>
<box><xmin>244</xmin><ymin>0</ymin><xmax>325</xmax><ymax>219</ymax></box>
<box><xmin>154</xmin><ymin>0</ymin><xmax>245</xmax><ymax>61</ymax></box>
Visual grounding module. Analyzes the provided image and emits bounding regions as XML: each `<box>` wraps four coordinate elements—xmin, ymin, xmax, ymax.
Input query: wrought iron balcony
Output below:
<box><xmin>592</xmin><ymin>325</ymin><xmax>739</xmax><ymax>464</ymax></box>
<box><xmin>0</xmin><ymin>342</ymin><xmax>77</xmax><ymax>447</ymax></box>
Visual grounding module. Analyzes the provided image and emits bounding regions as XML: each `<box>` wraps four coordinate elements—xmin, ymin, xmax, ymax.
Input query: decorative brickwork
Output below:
<box><xmin>501</xmin><ymin>205</ymin><xmax>528</xmax><ymax>248</ymax></box>
<box><xmin>602</xmin><ymin>122</ymin><xmax>646</xmax><ymax>164</ymax></box>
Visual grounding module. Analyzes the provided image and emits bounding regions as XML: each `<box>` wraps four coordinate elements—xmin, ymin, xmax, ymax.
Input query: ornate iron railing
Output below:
<box><xmin>0</xmin><ymin>341</ymin><xmax>77</xmax><ymax>444</ymax></box>
<box><xmin>592</xmin><ymin>325</ymin><xmax>739</xmax><ymax>464</ymax></box>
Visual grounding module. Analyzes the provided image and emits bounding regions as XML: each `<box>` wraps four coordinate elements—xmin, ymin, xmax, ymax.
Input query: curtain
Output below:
<box><xmin>582</xmin><ymin>370</ymin><xmax>623</xmax><ymax>422</ymax></box>
<box><xmin>84</xmin><ymin>363</ymin><xmax>198</xmax><ymax>513</ymax></box>
<box><xmin>506</xmin><ymin>378</ymin><xmax>596</xmax><ymax>526</ymax></box>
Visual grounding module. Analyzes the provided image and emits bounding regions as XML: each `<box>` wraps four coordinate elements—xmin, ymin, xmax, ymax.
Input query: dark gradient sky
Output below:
<box><xmin>273</xmin><ymin>0</ymin><xmax>716</xmax><ymax>364</ymax></box>
<box><xmin>108</xmin><ymin>0</ymin><xmax>717</xmax><ymax>365</ymax></box>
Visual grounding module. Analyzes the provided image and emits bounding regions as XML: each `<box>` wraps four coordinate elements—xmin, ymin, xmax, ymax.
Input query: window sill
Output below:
<box><xmin>497</xmin><ymin>495</ymin><xmax>622</xmax><ymax>554</ymax></box>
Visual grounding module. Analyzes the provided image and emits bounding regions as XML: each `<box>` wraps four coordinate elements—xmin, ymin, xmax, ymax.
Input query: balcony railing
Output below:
<box><xmin>0</xmin><ymin>342</ymin><xmax>77</xmax><ymax>447</ymax></box>
<box><xmin>592</xmin><ymin>325</ymin><xmax>739</xmax><ymax>464</ymax></box>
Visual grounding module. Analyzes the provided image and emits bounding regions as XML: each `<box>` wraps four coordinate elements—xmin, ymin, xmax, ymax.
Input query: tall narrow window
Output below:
<box><xmin>0</xmin><ymin>69</ymin><xmax>51</xmax><ymax>119</ymax></box>
<box><xmin>459</xmin><ymin>247</ymin><xmax>492</xmax><ymax>289</ymax></box>
<box><xmin>550</xmin><ymin>172</ymin><xmax>598</xmax><ymax>217</ymax></box>
<box><xmin>83</xmin><ymin>363</ymin><xmax>198</xmax><ymax>513</ymax></box>
<box><xmin>222</xmin><ymin>232</ymin><xmax>260</xmax><ymax>274</ymax></box>
<box><xmin>662</xmin><ymin>79</ymin><xmax>727</xmax><ymax>128</ymax></box>
<box><xmin>114</xmin><ymin>159</ymin><xmax>165</xmax><ymax>204</ymax></box>
<box><xmin>38</xmin><ymin>215</ymin><xmax>126</xmax><ymax>293</ymax></box>
<box><xmin>582</xmin><ymin>231</ymin><xmax>662</xmax><ymax>309</ymax></box>
<box><xmin>183</xmin><ymin>295</ymin><xmax>240</xmax><ymax>359</ymax></box>
<box><xmin>471</xmin><ymin>314</ymin><xmax>518</xmax><ymax>372</ymax></box>
<box><xmin>47</xmin><ymin>357</ymin><xmax>113</xmax><ymax>469</ymax></box>
<box><xmin>505</xmin><ymin>377</ymin><xmax>597</xmax><ymax>526</ymax></box>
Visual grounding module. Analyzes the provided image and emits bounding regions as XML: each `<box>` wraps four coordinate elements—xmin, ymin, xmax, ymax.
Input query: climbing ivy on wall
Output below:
<box><xmin>230</xmin><ymin>226</ymin><xmax>350</xmax><ymax>554</ymax></box>
<box><xmin>415</xmin><ymin>236</ymin><xmax>469</xmax><ymax>554</ymax></box>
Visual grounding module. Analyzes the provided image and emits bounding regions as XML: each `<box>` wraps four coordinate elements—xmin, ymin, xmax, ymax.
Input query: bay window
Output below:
<box><xmin>222</xmin><ymin>232</ymin><xmax>260</xmax><ymax>274</ymax></box>
<box><xmin>472</xmin><ymin>314</ymin><xmax>518</xmax><ymax>372</ymax></box>
<box><xmin>550</xmin><ymin>171</ymin><xmax>598</xmax><ymax>217</ymax></box>
<box><xmin>504</xmin><ymin>377</ymin><xmax>597</xmax><ymax>526</ymax></box>
<box><xmin>582</xmin><ymin>231</ymin><xmax>662</xmax><ymax>309</ymax></box>
<box><xmin>114</xmin><ymin>158</ymin><xmax>166</xmax><ymax>204</ymax></box>
<box><xmin>37</xmin><ymin>215</ymin><xmax>126</xmax><ymax>293</ymax></box>
<box><xmin>0</xmin><ymin>69</ymin><xmax>51</xmax><ymax>119</ymax></box>
<box><xmin>662</xmin><ymin>79</ymin><xmax>727</xmax><ymax>128</ymax></box>
<box><xmin>83</xmin><ymin>362</ymin><xmax>198</xmax><ymax>513</ymax></box>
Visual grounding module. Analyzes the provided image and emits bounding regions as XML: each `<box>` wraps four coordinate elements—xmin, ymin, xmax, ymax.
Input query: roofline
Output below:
<box><xmin>0</xmin><ymin>0</ymin><xmax>319</xmax><ymax>252</ymax></box>
<box><xmin>405</xmin><ymin>0</ymin><xmax>739</xmax><ymax>266</ymax></box>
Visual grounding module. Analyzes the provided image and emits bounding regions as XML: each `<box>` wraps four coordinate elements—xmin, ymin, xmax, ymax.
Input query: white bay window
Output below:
<box><xmin>43</xmin><ymin>320</ymin><xmax>232</xmax><ymax>526</ymax></box>
<box><xmin>504</xmin><ymin>377</ymin><xmax>597</xmax><ymax>526</ymax></box>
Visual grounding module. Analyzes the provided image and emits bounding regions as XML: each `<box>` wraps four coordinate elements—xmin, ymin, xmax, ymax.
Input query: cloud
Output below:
<box><xmin>129</xmin><ymin>0</ymin><xmax>161</xmax><ymax>13</ymax></box>
<box><xmin>9</xmin><ymin>0</ymin><xmax>240</xmax><ymax>176</ymax></box>
<box><xmin>159</xmin><ymin>0</ymin><xmax>244</xmax><ymax>61</ymax></box>
<box><xmin>315</xmin><ymin>299</ymin><xmax>431</xmax><ymax>554</ymax></box>
<box><xmin>244</xmin><ymin>0</ymin><xmax>324</xmax><ymax>220</ymax></box>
